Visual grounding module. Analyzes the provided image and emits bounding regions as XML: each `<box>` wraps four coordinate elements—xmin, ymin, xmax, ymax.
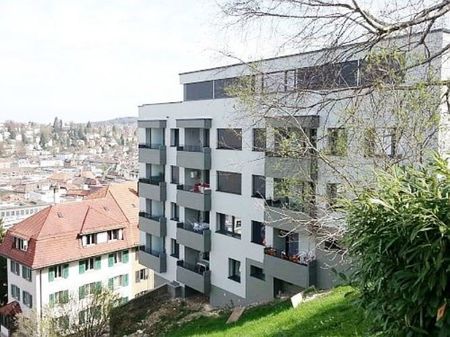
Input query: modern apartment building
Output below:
<box><xmin>0</xmin><ymin>182</ymin><xmax>153</xmax><ymax>335</ymax></box>
<box><xmin>138</xmin><ymin>30</ymin><xmax>450</xmax><ymax>306</ymax></box>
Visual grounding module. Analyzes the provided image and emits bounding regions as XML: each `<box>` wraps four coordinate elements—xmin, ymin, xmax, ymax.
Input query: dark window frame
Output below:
<box><xmin>217</xmin><ymin>129</ymin><xmax>242</xmax><ymax>150</ymax></box>
<box><xmin>217</xmin><ymin>171</ymin><xmax>242</xmax><ymax>195</ymax></box>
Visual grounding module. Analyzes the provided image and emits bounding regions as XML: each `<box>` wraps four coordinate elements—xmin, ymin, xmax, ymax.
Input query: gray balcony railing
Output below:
<box><xmin>138</xmin><ymin>246</ymin><xmax>167</xmax><ymax>273</ymax></box>
<box><xmin>139</xmin><ymin>143</ymin><xmax>165</xmax><ymax>150</ymax></box>
<box><xmin>176</xmin><ymin>185</ymin><xmax>211</xmax><ymax>211</ymax></box>
<box><xmin>139</xmin><ymin>179</ymin><xmax>166</xmax><ymax>201</ymax></box>
<box><xmin>176</xmin><ymin>145</ymin><xmax>209</xmax><ymax>153</ymax></box>
<box><xmin>176</xmin><ymin>222</ymin><xmax>211</xmax><ymax>252</ymax></box>
<box><xmin>176</xmin><ymin>146</ymin><xmax>211</xmax><ymax>170</ymax></box>
<box><xmin>176</xmin><ymin>260</ymin><xmax>211</xmax><ymax>294</ymax></box>
<box><xmin>139</xmin><ymin>212</ymin><xmax>166</xmax><ymax>237</ymax></box>
<box><xmin>263</xmin><ymin>247</ymin><xmax>316</xmax><ymax>288</ymax></box>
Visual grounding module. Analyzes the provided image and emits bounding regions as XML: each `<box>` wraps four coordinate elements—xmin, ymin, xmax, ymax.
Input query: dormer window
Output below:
<box><xmin>13</xmin><ymin>237</ymin><xmax>28</xmax><ymax>251</ymax></box>
<box><xmin>82</xmin><ymin>233</ymin><xmax>97</xmax><ymax>246</ymax></box>
<box><xmin>107</xmin><ymin>229</ymin><xmax>123</xmax><ymax>242</ymax></box>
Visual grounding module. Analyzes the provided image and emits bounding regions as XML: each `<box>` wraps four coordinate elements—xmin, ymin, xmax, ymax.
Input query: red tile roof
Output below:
<box><xmin>0</xmin><ymin>301</ymin><xmax>22</xmax><ymax>316</ymax></box>
<box><xmin>0</xmin><ymin>182</ymin><xmax>139</xmax><ymax>269</ymax></box>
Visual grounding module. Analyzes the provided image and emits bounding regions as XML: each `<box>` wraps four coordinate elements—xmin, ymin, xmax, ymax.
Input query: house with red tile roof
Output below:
<box><xmin>0</xmin><ymin>182</ymin><xmax>153</xmax><ymax>330</ymax></box>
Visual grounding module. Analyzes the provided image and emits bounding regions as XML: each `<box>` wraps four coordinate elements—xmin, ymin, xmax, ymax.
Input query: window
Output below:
<box><xmin>217</xmin><ymin>213</ymin><xmax>242</xmax><ymax>238</ymax></box>
<box><xmin>13</xmin><ymin>237</ymin><xmax>28</xmax><ymax>251</ymax></box>
<box><xmin>170</xmin><ymin>239</ymin><xmax>179</xmax><ymax>258</ymax></box>
<box><xmin>135</xmin><ymin>269</ymin><xmax>149</xmax><ymax>283</ymax></box>
<box><xmin>228</xmin><ymin>259</ymin><xmax>241</xmax><ymax>282</ymax></box>
<box><xmin>170</xmin><ymin>202</ymin><xmax>179</xmax><ymax>221</ymax></box>
<box><xmin>381</xmin><ymin>128</ymin><xmax>398</xmax><ymax>157</ymax></box>
<box><xmin>22</xmin><ymin>265</ymin><xmax>32</xmax><ymax>281</ymax></box>
<box><xmin>250</xmin><ymin>265</ymin><xmax>265</xmax><ymax>281</ymax></box>
<box><xmin>49</xmin><ymin>264</ymin><xmax>69</xmax><ymax>281</ymax></box>
<box><xmin>54</xmin><ymin>315</ymin><xmax>69</xmax><ymax>331</ymax></box>
<box><xmin>10</xmin><ymin>261</ymin><xmax>20</xmax><ymax>276</ymax></box>
<box><xmin>11</xmin><ymin>284</ymin><xmax>20</xmax><ymax>301</ymax></box>
<box><xmin>171</xmin><ymin>166</ymin><xmax>179</xmax><ymax>184</ymax></box>
<box><xmin>217</xmin><ymin>129</ymin><xmax>242</xmax><ymax>150</ymax></box>
<box><xmin>326</xmin><ymin>183</ymin><xmax>339</xmax><ymax>208</ymax></box>
<box><xmin>84</xmin><ymin>233</ymin><xmax>97</xmax><ymax>246</ymax></box>
<box><xmin>79</xmin><ymin>282</ymin><xmax>101</xmax><ymax>299</ymax></box>
<box><xmin>184</xmin><ymin>81</ymin><xmax>214</xmax><ymax>101</ymax></box>
<box><xmin>252</xmin><ymin>175</ymin><xmax>266</xmax><ymax>198</ymax></box>
<box><xmin>107</xmin><ymin>229</ymin><xmax>121</xmax><ymax>241</ymax></box>
<box><xmin>79</xmin><ymin>257</ymin><xmax>101</xmax><ymax>274</ymax></box>
<box><xmin>50</xmin><ymin>290</ymin><xmax>69</xmax><ymax>305</ymax></box>
<box><xmin>217</xmin><ymin>171</ymin><xmax>241</xmax><ymax>195</ymax></box>
<box><xmin>262</xmin><ymin>71</ymin><xmax>286</xmax><ymax>93</ymax></box>
<box><xmin>23</xmin><ymin>291</ymin><xmax>33</xmax><ymax>308</ymax></box>
<box><xmin>251</xmin><ymin>221</ymin><xmax>265</xmax><ymax>245</ymax></box>
<box><xmin>253</xmin><ymin>128</ymin><xmax>266</xmax><ymax>152</ymax></box>
<box><xmin>108</xmin><ymin>274</ymin><xmax>129</xmax><ymax>290</ymax></box>
<box><xmin>327</xmin><ymin>128</ymin><xmax>347</xmax><ymax>156</ymax></box>
<box><xmin>214</xmin><ymin>77</ymin><xmax>238</xmax><ymax>98</ymax></box>
<box><xmin>364</xmin><ymin>128</ymin><xmax>376</xmax><ymax>157</ymax></box>
<box><xmin>170</xmin><ymin>129</ymin><xmax>180</xmax><ymax>147</ymax></box>
<box><xmin>108</xmin><ymin>250</ymin><xmax>129</xmax><ymax>267</ymax></box>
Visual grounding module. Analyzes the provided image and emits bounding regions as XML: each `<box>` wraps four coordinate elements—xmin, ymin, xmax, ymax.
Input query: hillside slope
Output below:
<box><xmin>165</xmin><ymin>287</ymin><xmax>368</xmax><ymax>337</ymax></box>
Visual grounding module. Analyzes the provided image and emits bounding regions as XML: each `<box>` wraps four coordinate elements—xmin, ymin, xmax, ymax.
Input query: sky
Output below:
<box><xmin>0</xmin><ymin>0</ymin><xmax>279</xmax><ymax>124</ymax></box>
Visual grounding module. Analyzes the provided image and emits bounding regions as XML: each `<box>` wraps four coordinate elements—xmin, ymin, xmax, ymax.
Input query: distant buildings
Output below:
<box><xmin>0</xmin><ymin>182</ymin><xmax>153</xmax><ymax>335</ymax></box>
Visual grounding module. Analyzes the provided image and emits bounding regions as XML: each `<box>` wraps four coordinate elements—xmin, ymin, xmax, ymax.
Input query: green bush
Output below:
<box><xmin>345</xmin><ymin>156</ymin><xmax>450</xmax><ymax>336</ymax></box>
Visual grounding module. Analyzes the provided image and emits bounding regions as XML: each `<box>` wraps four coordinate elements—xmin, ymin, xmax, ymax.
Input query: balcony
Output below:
<box><xmin>138</xmin><ymin>246</ymin><xmax>167</xmax><ymax>273</ymax></box>
<box><xmin>176</xmin><ymin>222</ymin><xmax>211</xmax><ymax>252</ymax></box>
<box><xmin>138</xmin><ymin>144</ymin><xmax>166</xmax><ymax>165</ymax></box>
<box><xmin>176</xmin><ymin>185</ymin><xmax>211</xmax><ymax>211</ymax></box>
<box><xmin>264</xmin><ymin>198</ymin><xmax>313</xmax><ymax>231</ymax></box>
<box><xmin>139</xmin><ymin>178</ymin><xmax>166</xmax><ymax>202</ymax></box>
<box><xmin>263</xmin><ymin>247</ymin><xmax>316</xmax><ymax>288</ymax></box>
<box><xmin>176</xmin><ymin>260</ymin><xmax>211</xmax><ymax>294</ymax></box>
<box><xmin>265</xmin><ymin>152</ymin><xmax>315</xmax><ymax>180</ymax></box>
<box><xmin>176</xmin><ymin>146</ymin><xmax>211</xmax><ymax>170</ymax></box>
<box><xmin>139</xmin><ymin>212</ymin><xmax>166</xmax><ymax>237</ymax></box>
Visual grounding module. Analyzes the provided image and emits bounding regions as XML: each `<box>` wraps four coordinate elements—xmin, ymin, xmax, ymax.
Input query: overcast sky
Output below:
<box><xmin>0</xmin><ymin>0</ymin><xmax>278</xmax><ymax>124</ymax></box>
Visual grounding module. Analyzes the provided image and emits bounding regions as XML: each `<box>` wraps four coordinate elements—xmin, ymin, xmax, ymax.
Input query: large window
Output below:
<box><xmin>184</xmin><ymin>81</ymin><xmax>214</xmax><ymax>101</ymax></box>
<box><xmin>108</xmin><ymin>250</ymin><xmax>129</xmax><ymax>267</ymax></box>
<box><xmin>217</xmin><ymin>129</ymin><xmax>242</xmax><ymax>150</ymax></box>
<box><xmin>214</xmin><ymin>77</ymin><xmax>238</xmax><ymax>98</ymax></box>
<box><xmin>228</xmin><ymin>259</ymin><xmax>241</xmax><ymax>282</ymax></box>
<box><xmin>252</xmin><ymin>128</ymin><xmax>266</xmax><ymax>152</ymax></box>
<box><xmin>108</xmin><ymin>274</ymin><xmax>129</xmax><ymax>290</ymax></box>
<box><xmin>251</xmin><ymin>221</ymin><xmax>265</xmax><ymax>245</ymax></box>
<box><xmin>22</xmin><ymin>266</ymin><xmax>32</xmax><ymax>281</ymax></box>
<box><xmin>50</xmin><ymin>290</ymin><xmax>69</xmax><ymax>305</ymax></box>
<box><xmin>170</xmin><ymin>129</ymin><xmax>179</xmax><ymax>147</ymax></box>
<box><xmin>250</xmin><ymin>265</ymin><xmax>265</xmax><ymax>281</ymax></box>
<box><xmin>217</xmin><ymin>213</ymin><xmax>242</xmax><ymax>238</ymax></box>
<box><xmin>327</xmin><ymin>128</ymin><xmax>347</xmax><ymax>156</ymax></box>
<box><xmin>135</xmin><ymin>269</ymin><xmax>149</xmax><ymax>283</ymax></box>
<box><xmin>79</xmin><ymin>257</ymin><xmax>101</xmax><ymax>273</ymax></box>
<box><xmin>217</xmin><ymin>171</ymin><xmax>241</xmax><ymax>195</ymax></box>
<box><xmin>252</xmin><ymin>175</ymin><xmax>266</xmax><ymax>198</ymax></box>
<box><xmin>48</xmin><ymin>264</ymin><xmax>69</xmax><ymax>281</ymax></box>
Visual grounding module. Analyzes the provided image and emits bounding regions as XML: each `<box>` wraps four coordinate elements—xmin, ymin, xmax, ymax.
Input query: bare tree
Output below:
<box><xmin>215</xmin><ymin>0</ymin><xmax>450</xmax><ymax>262</ymax></box>
<box><xmin>14</xmin><ymin>287</ymin><xmax>119</xmax><ymax>337</ymax></box>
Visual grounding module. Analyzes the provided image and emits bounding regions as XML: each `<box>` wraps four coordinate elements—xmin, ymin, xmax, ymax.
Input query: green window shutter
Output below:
<box><xmin>79</xmin><ymin>261</ymin><xmax>85</xmax><ymax>274</ymax></box>
<box><xmin>49</xmin><ymin>293</ymin><xmax>54</xmax><ymax>306</ymax></box>
<box><xmin>63</xmin><ymin>290</ymin><xmax>69</xmax><ymax>303</ymax></box>
<box><xmin>122</xmin><ymin>250</ymin><xmax>129</xmax><ymax>263</ymax></box>
<box><xmin>63</xmin><ymin>264</ymin><xmax>69</xmax><ymax>279</ymax></box>
<box><xmin>108</xmin><ymin>278</ymin><xmax>114</xmax><ymax>290</ymax></box>
<box><xmin>48</xmin><ymin>267</ymin><xmax>55</xmax><ymax>282</ymax></box>
<box><xmin>95</xmin><ymin>281</ymin><xmax>102</xmax><ymax>292</ymax></box>
<box><xmin>79</xmin><ymin>285</ymin><xmax>85</xmax><ymax>300</ymax></box>
<box><xmin>94</xmin><ymin>256</ymin><xmax>101</xmax><ymax>270</ymax></box>
<box><xmin>123</xmin><ymin>274</ymin><xmax>129</xmax><ymax>287</ymax></box>
<box><xmin>108</xmin><ymin>254</ymin><xmax>114</xmax><ymax>267</ymax></box>
<box><xmin>79</xmin><ymin>311</ymin><xmax>85</xmax><ymax>325</ymax></box>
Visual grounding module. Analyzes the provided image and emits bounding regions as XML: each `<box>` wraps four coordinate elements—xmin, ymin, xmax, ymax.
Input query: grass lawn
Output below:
<box><xmin>165</xmin><ymin>287</ymin><xmax>369</xmax><ymax>337</ymax></box>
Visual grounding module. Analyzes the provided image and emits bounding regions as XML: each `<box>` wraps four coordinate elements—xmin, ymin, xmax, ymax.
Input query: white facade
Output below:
<box><xmin>138</xmin><ymin>29</ymin><xmax>450</xmax><ymax>306</ymax></box>
<box><xmin>6</xmin><ymin>248</ymin><xmax>141</xmax><ymax>317</ymax></box>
